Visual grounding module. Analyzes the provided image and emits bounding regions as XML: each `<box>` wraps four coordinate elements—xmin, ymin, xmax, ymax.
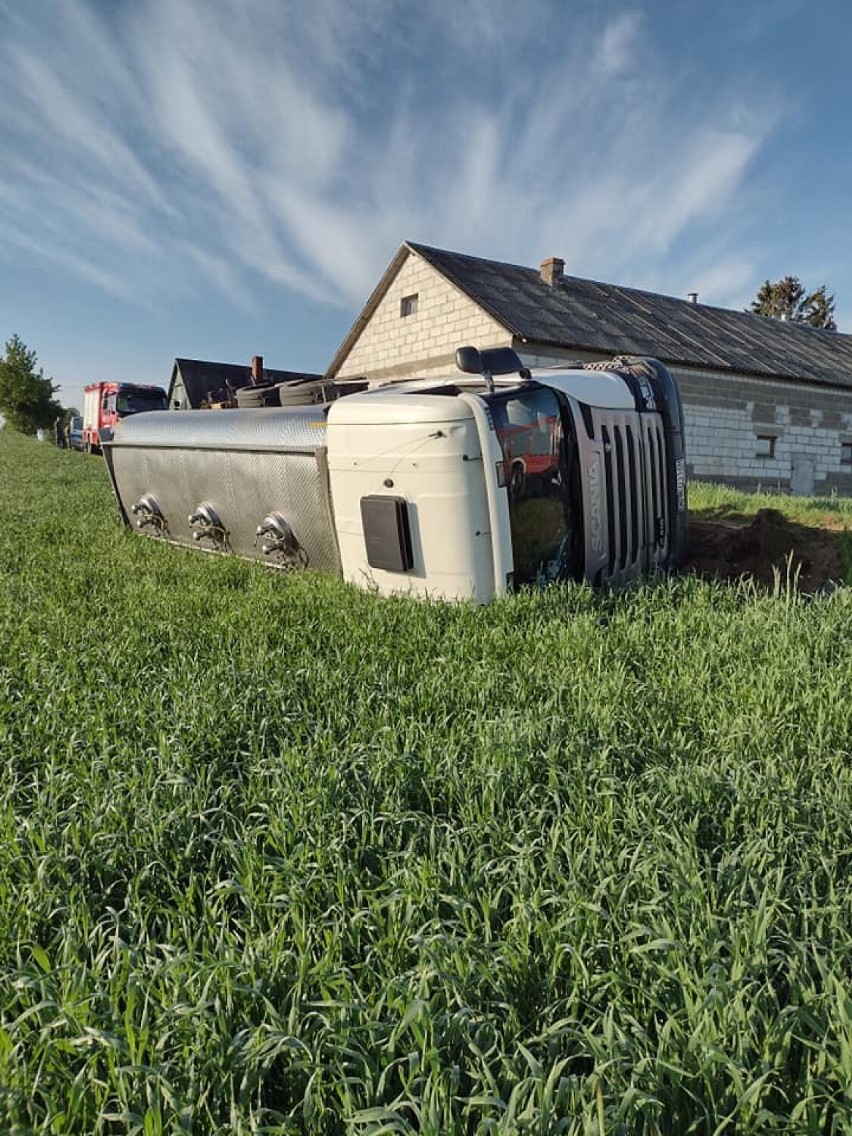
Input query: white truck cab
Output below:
<box><xmin>327</xmin><ymin>345</ymin><xmax>686</xmax><ymax>600</ymax></box>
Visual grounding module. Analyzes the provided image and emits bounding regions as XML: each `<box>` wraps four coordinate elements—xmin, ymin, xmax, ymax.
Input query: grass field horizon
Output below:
<box><xmin>2</xmin><ymin>431</ymin><xmax>852</xmax><ymax>1134</ymax></box>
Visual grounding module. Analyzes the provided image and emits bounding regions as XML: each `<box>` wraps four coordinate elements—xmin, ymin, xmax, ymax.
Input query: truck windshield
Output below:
<box><xmin>486</xmin><ymin>385</ymin><xmax>582</xmax><ymax>586</ymax></box>
<box><xmin>117</xmin><ymin>391</ymin><xmax>168</xmax><ymax>415</ymax></box>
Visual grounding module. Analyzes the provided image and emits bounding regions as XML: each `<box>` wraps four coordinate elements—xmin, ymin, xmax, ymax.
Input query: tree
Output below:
<box><xmin>800</xmin><ymin>285</ymin><xmax>837</xmax><ymax>330</ymax></box>
<box><xmin>0</xmin><ymin>335</ymin><xmax>64</xmax><ymax>434</ymax></box>
<box><xmin>749</xmin><ymin>276</ymin><xmax>837</xmax><ymax>330</ymax></box>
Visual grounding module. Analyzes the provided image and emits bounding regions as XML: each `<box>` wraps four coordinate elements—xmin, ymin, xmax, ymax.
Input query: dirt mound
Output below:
<box><xmin>685</xmin><ymin>508</ymin><xmax>843</xmax><ymax>593</ymax></box>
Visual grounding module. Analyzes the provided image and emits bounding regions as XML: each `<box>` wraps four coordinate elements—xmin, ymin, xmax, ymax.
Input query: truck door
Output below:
<box><xmin>486</xmin><ymin>386</ymin><xmax>583</xmax><ymax>586</ymax></box>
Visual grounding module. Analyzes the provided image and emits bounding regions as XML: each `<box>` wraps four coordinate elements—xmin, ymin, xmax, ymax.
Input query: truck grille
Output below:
<box><xmin>597</xmin><ymin>414</ymin><xmax>669</xmax><ymax>583</ymax></box>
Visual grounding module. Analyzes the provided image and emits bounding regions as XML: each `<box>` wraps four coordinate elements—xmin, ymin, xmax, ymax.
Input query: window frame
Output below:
<box><xmin>755</xmin><ymin>433</ymin><xmax>777</xmax><ymax>459</ymax></box>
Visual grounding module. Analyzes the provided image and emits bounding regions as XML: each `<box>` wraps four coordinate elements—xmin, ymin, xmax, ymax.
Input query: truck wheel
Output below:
<box><xmin>236</xmin><ymin>385</ymin><xmax>279</xmax><ymax>408</ymax></box>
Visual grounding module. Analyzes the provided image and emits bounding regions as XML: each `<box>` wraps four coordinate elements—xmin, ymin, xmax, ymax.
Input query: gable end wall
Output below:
<box><xmin>336</xmin><ymin>254</ymin><xmax>510</xmax><ymax>383</ymax></box>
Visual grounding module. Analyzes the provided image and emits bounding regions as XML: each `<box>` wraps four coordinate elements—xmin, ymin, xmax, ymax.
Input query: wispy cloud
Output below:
<box><xmin>0</xmin><ymin>0</ymin><xmax>779</xmax><ymax>316</ymax></box>
<box><xmin>0</xmin><ymin>221</ymin><xmax>140</xmax><ymax>302</ymax></box>
<box><xmin>594</xmin><ymin>10</ymin><xmax>644</xmax><ymax>76</ymax></box>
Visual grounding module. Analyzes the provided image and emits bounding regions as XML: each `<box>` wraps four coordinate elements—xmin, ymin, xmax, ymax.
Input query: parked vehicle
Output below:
<box><xmin>102</xmin><ymin>346</ymin><xmax>687</xmax><ymax>602</ymax></box>
<box><xmin>82</xmin><ymin>381</ymin><xmax>169</xmax><ymax>454</ymax></box>
<box><xmin>67</xmin><ymin>415</ymin><xmax>84</xmax><ymax>451</ymax></box>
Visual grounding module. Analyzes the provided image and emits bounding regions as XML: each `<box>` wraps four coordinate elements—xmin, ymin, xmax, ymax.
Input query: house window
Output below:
<box><xmin>841</xmin><ymin>441</ymin><xmax>852</xmax><ymax>465</ymax></box>
<box><xmin>755</xmin><ymin>434</ymin><xmax>777</xmax><ymax>459</ymax></box>
<box><xmin>400</xmin><ymin>293</ymin><xmax>418</xmax><ymax>317</ymax></box>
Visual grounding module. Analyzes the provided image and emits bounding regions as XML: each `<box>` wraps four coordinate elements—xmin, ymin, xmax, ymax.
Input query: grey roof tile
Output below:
<box><xmin>409</xmin><ymin>243</ymin><xmax>852</xmax><ymax>390</ymax></box>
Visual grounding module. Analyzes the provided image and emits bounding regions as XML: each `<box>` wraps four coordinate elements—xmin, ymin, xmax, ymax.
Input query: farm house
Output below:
<box><xmin>326</xmin><ymin>242</ymin><xmax>852</xmax><ymax>497</ymax></box>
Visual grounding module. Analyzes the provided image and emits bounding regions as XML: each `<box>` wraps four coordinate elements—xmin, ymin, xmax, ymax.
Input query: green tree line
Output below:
<box><xmin>0</xmin><ymin>334</ymin><xmax>66</xmax><ymax>435</ymax></box>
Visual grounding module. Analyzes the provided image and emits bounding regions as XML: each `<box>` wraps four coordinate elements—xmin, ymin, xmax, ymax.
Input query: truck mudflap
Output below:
<box><xmin>102</xmin><ymin>407</ymin><xmax>341</xmax><ymax>573</ymax></box>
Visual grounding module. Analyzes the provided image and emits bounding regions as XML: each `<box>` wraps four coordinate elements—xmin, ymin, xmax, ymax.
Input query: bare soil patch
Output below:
<box><xmin>685</xmin><ymin>508</ymin><xmax>844</xmax><ymax>593</ymax></box>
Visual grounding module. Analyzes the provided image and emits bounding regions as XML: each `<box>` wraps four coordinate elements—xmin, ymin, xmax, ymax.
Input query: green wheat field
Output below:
<box><xmin>1</xmin><ymin>430</ymin><xmax>852</xmax><ymax>1135</ymax></box>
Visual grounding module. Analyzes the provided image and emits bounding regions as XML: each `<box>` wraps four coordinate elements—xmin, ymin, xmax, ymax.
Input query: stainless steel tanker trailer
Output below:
<box><xmin>102</xmin><ymin>346</ymin><xmax>688</xmax><ymax>603</ymax></box>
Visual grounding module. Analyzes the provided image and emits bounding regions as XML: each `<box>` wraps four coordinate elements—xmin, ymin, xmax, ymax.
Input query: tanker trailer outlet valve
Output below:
<box><xmin>254</xmin><ymin>513</ymin><xmax>308</xmax><ymax>569</ymax></box>
<box><xmin>131</xmin><ymin>494</ymin><xmax>167</xmax><ymax>535</ymax></box>
<box><xmin>188</xmin><ymin>503</ymin><xmax>229</xmax><ymax>549</ymax></box>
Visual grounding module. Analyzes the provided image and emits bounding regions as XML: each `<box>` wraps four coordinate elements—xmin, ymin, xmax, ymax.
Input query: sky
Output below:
<box><xmin>1</xmin><ymin>0</ymin><xmax>851</xmax><ymax>415</ymax></box>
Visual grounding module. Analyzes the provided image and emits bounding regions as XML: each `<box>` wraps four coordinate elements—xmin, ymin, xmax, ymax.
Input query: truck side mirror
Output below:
<box><xmin>455</xmin><ymin>346</ymin><xmax>483</xmax><ymax>374</ymax></box>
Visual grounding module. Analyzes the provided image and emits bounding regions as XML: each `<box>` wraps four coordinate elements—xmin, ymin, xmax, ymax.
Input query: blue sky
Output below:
<box><xmin>1</xmin><ymin>0</ymin><xmax>851</xmax><ymax>414</ymax></box>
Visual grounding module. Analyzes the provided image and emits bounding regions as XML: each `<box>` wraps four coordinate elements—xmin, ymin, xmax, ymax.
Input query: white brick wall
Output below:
<box><xmin>673</xmin><ymin>366</ymin><xmax>852</xmax><ymax>495</ymax></box>
<box><xmin>336</xmin><ymin>252</ymin><xmax>509</xmax><ymax>382</ymax></box>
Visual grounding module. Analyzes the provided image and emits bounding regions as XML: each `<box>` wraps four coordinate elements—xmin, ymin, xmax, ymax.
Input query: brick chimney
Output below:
<box><xmin>540</xmin><ymin>257</ymin><xmax>564</xmax><ymax>286</ymax></box>
<box><xmin>250</xmin><ymin>354</ymin><xmax>264</xmax><ymax>384</ymax></box>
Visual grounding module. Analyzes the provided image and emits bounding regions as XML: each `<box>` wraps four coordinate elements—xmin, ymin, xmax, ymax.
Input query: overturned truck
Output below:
<box><xmin>103</xmin><ymin>347</ymin><xmax>688</xmax><ymax>603</ymax></box>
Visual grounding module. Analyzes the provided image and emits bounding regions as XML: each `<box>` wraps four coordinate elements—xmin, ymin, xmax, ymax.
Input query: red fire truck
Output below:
<box><xmin>82</xmin><ymin>381</ymin><xmax>169</xmax><ymax>454</ymax></box>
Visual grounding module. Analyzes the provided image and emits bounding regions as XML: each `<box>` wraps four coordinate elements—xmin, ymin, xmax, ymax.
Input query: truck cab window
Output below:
<box><xmin>487</xmin><ymin>386</ymin><xmax>582</xmax><ymax>586</ymax></box>
<box><xmin>117</xmin><ymin>391</ymin><xmax>170</xmax><ymax>415</ymax></box>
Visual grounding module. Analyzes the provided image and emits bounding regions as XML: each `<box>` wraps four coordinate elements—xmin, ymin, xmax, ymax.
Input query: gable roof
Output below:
<box><xmin>171</xmin><ymin>358</ymin><xmax>322</xmax><ymax>407</ymax></box>
<box><xmin>328</xmin><ymin>241</ymin><xmax>852</xmax><ymax>390</ymax></box>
